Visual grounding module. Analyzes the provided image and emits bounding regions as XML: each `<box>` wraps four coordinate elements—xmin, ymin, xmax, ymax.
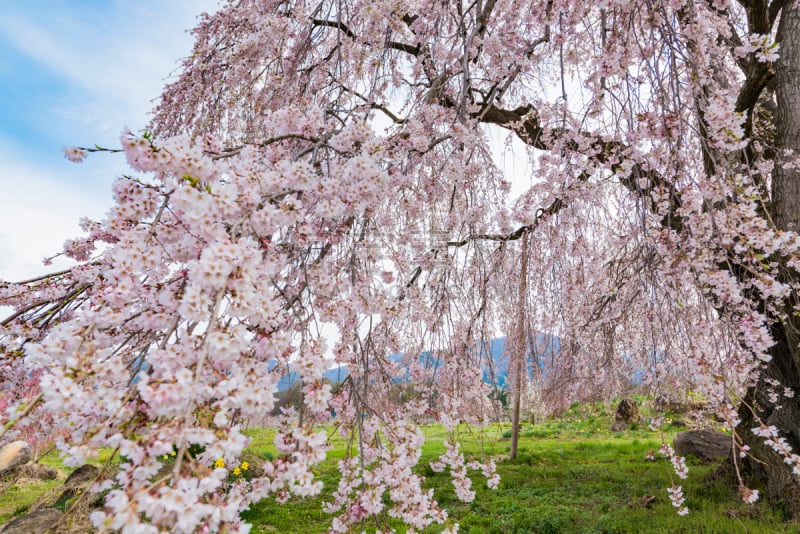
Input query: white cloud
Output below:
<box><xmin>0</xmin><ymin>144</ymin><xmax>109</xmax><ymax>281</ymax></box>
<box><xmin>0</xmin><ymin>1</ymin><xmax>221</xmax><ymax>282</ymax></box>
<box><xmin>0</xmin><ymin>1</ymin><xmax>220</xmax><ymax>139</ymax></box>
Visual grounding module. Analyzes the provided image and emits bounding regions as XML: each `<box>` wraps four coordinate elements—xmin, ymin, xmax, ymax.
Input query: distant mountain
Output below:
<box><xmin>273</xmin><ymin>365</ymin><xmax>350</xmax><ymax>391</ymax></box>
<box><xmin>481</xmin><ymin>334</ymin><xmax>561</xmax><ymax>387</ymax></box>
<box><xmin>274</xmin><ymin>333</ymin><xmax>560</xmax><ymax>391</ymax></box>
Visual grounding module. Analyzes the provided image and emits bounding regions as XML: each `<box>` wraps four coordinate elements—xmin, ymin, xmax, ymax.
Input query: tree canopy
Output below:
<box><xmin>2</xmin><ymin>0</ymin><xmax>800</xmax><ymax>531</ymax></box>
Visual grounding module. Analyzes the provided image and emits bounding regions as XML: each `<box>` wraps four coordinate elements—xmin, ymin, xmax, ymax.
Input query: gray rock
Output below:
<box><xmin>674</xmin><ymin>429</ymin><xmax>731</xmax><ymax>462</ymax></box>
<box><xmin>0</xmin><ymin>464</ymin><xmax>58</xmax><ymax>482</ymax></box>
<box><xmin>610</xmin><ymin>420</ymin><xmax>629</xmax><ymax>432</ymax></box>
<box><xmin>653</xmin><ymin>394</ymin><xmax>682</xmax><ymax>412</ymax></box>
<box><xmin>64</xmin><ymin>464</ymin><xmax>98</xmax><ymax>488</ymax></box>
<box><xmin>0</xmin><ymin>507</ymin><xmax>63</xmax><ymax>534</ymax></box>
<box><xmin>614</xmin><ymin>398</ymin><xmax>639</xmax><ymax>425</ymax></box>
<box><xmin>0</xmin><ymin>441</ymin><xmax>31</xmax><ymax>471</ymax></box>
<box><xmin>653</xmin><ymin>395</ymin><xmax>708</xmax><ymax>414</ymax></box>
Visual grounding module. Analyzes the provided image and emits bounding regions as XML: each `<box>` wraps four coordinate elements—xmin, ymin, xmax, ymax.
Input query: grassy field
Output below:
<box><xmin>240</xmin><ymin>403</ymin><xmax>797</xmax><ymax>533</ymax></box>
<box><xmin>0</xmin><ymin>448</ymin><xmax>74</xmax><ymax>524</ymax></box>
<box><xmin>2</xmin><ymin>402</ymin><xmax>798</xmax><ymax>533</ymax></box>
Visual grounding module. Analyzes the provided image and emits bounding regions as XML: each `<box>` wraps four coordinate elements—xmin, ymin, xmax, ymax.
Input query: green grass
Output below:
<box><xmin>246</xmin><ymin>431</ymin><xmax>794</xmax><ymax>533</ymax></box>
<box><xmin>242</xmin><ymin>404</ymin><xmax>797</xmax><ymax>533</ymax></box>
<box><xmin>3</xmin><ymin>401</ymin><xmax>797</xmax><ymax>532</ymax></box>
<box><xmin>0</xmin><ymin>446</ymin><xmax>120</xmax><ymax>525</ymax></box>
<box><xmin>0</xmin><ymin>478</ymin><xmax>64</xmax><ymax>524</ymax></box>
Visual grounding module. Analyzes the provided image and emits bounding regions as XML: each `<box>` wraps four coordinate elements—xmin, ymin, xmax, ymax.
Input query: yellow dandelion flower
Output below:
<box><xmin>241</xmin><ymin>461</ymin><xmax>249</xmax><ymax>471</ymax></box>
<box><xmin>214</xmin><ymin>458</ymin><xmax>225</xmax><ymax>469</ymax></box>
<box><xmin>171</xmin><ymin>451</ymin><xmax>176</xmax><ymax>457</ymax></box>
<box><xmin>233</xmin><ymin>467</ymin><xmax>241</xmax><ymax>476</ymax></box>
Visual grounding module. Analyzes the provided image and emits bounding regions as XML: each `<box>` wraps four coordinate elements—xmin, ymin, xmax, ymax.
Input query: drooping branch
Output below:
<box><xmin>479</xmin><ymin>104</ymin><xmax>547</xmax><ymax>149</ymax></box>
<box><xmin>203</xmin><ymin>134</ymin><xmax>321</xmax><ymax>159</ymax></box>
<box><xmin>479</xmin><ymin>103</ymin><xmax>685</xmax><ymax>233</ymax></box>
<box><xmin>310</xmin><ymin>18</ymin><xmax>421</xmax><ymax>56</ymax></box>
<box><xmin>1</xmin><ymin>284</ymin><xmax>90</xmax><ymax>329</ymax></box>
<box><xmin>446</xmin><ymin>197</ymin><xmax>564</xmax><ymax>249</ymax></box>
<box><xmin>732</xmin><ymin>0</ymin><xmax>781</xmax><ymax>139</ymax></box>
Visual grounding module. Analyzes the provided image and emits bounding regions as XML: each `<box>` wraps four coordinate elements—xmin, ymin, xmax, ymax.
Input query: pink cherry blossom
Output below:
<box><xmin>4</xmin><ymin>0</ymin><xmax>800</xmax><ymax>530</ymax></box>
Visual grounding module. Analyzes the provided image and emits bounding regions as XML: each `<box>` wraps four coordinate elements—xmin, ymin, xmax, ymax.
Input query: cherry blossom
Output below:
<box><xmin>63</xmin><ymin>146</ymin><xmax>87</xmax><ymax>163</ymax></box>
<box><xmin>3</xmin><ymin>0</ymin><xmax>800</xmax><ymax>530</ymax></box>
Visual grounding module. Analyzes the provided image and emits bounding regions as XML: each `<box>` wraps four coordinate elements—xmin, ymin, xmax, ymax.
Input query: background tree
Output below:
<box><xmin>2</xmin><ymin>0</ymin><xmax>800</xmax><ymax>531</ymax></box>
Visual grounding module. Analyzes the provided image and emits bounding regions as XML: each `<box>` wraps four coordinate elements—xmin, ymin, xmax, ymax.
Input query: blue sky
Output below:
<box><xmin>0</xmin><ymin>0</ymin><xmax>219</xmax><ymax>281</ymax></box>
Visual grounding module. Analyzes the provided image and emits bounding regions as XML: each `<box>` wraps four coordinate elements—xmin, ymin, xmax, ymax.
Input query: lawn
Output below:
<box><xmin>2</xmin><ymin>402</ymin><xmax>796</xmax><ymax>533</ymax></box>
<box><xmin>240</xmin><ymin>404</ymin><xmax>797</xmax><ymax>533</ymax></box>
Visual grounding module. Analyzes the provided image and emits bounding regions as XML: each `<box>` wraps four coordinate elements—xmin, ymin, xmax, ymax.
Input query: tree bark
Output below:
<box><xmin>738</xmin><ymin>1</ymin><xmax>800</xmax><ymax>507</ymax></box>
<box><xmin>773</xmin><ymin>1</ymin><xmax>800</xmax><ymax>233</ymax></box>
<box><xmin>738</xmin><ymin>320</ymin><xmax>800</xmax><ymax>506</ymax></box>
<box><xmin>509</xmin><ymin>234</ymin><xmax>529</xmax><ymax>460</ymax></box>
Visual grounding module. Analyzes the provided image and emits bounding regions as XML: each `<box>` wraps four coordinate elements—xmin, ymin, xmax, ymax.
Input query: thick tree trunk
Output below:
<box><xmin>738</xmin><ymin>2</ymin><xmax>800</xmax><ymax>508</ymax></box>
<box><xmin>738</xmin><ymin>322</ymin><xmax>800</xmax><ymax>506</ymax></box>
<box><xmin>773</xmin><ymin>1</ymin><xmax>800</xmax><ymax>233</ymax></box>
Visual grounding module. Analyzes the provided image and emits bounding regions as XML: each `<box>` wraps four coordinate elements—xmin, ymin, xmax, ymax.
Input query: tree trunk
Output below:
<box><xmin>509</xmin><ymin>234</ymin><xmax>530</xmax><ymax>461</ymax></box>
<box><xmin>738</xmin><ymin>319</ymin><xmax>800</xmax><ymax>502</ymax></box>
<box><xmin>773</xmin><ymin>1</ymin><xmax>800</xmax><ymax>233</ymax></box>
<box><xmin>738</xmin><ymin>3</ymin><xmax>800</xmax><ymax>508</ymax></box>
<box><xmin>509</xmin><ymin>366</ymin><xmax>522</xmax><ymax>460</ymax></box>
